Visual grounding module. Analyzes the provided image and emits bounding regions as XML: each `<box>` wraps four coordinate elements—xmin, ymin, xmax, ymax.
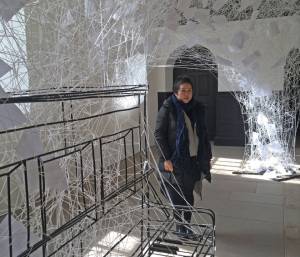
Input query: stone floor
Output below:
<box><xmin>193</xmin><ymin>145</ymin><xmax>300</xmax><ymax>257</ymax></box>
<box><xmin>85</xmin><ymin>144</ymin><xmax>300</xmax><ymax>257</ymax></box>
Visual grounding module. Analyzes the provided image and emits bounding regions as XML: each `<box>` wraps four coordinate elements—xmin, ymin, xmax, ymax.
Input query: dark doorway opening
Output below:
<box><xmin>296</xmin><ymin>111</ymin><xmax>300</xmax><ymax>148</ymax></box>
<box><xmin>284</xmin><ymin>48</ymin><xmax>300</xmax><ymax>149</ymax></box>
<box><xmin>173</xmin><ymin>45</ymin><xmax>218</xmax><ymax>140</ymax></box>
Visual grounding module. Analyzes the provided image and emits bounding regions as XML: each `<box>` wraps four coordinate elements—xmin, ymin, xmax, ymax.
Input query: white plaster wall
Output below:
<box><xmin>149</xmin><ymin>16</ymin><xmax>300</xmax><ymax>92</ymax></box>
<box><xmin>147</xmin><ymin>67</ymin><xmax>166</xmax><ymax>145</ymax></box>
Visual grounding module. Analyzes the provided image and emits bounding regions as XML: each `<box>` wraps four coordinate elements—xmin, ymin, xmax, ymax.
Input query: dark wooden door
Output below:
<box><xmin>173</xmin><ymin>68</ymin><xmax>217</xmax><ymax>140</ymax></box>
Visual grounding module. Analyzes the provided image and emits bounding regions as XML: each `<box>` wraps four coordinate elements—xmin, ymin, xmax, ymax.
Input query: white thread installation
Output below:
<box><xmin>0</xmin><ymin>0</ymin><xmax>299</xmax><ymax>256</ymax></box>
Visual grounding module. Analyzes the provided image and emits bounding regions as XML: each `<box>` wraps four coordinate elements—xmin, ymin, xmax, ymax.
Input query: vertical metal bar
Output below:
<box><xmin>143</xmin><ymin>92</ymin><xmax>151</xmax><ymax>256</ymax></box>
<box><xmin>123</xmin><ymin>137</ymin><xmax>128</xmax><ymax>185</ymax></box>
<box><xmin>143</xmin><ymin>92</ymin><xmax>148</xmax><ymax>160</ymax></box>
<box><xmin>42</xmin><ymin>163</ymin><xmax>47</xmax><ymax>256</ymax></box>
<box><xmin>80</xmin><ymin>240</ymin><xmax>83</xmax><ymax>257</ymax></box>
<box><xmin>80</xmin><ymin>150</ymin><xmax>86</xmax><ymax>210</ymax></box>
<box><xmin>138</xmin><ymin>94</ymin><xmax>143</xmax><ymax>166</ymax></box>
<box><xmin>23</xmin><ymin>161</ymin><xmax>31</xmax><ymax>249</ymax></box>
<box><xmin>38</xmin><ymin>158</ymin><xmax>46</xmax><ymax>257</ymax></box>
<box><xmin>70</xmin><ymin>101</ymin><xmax>78</xmax><ymax>178</ymax></box>
<box><xmin>131</xmin><ymin>129</ymin><xmax>136</xmax><ymax>192</ymax></box>
<box><xmin>99</xmin><ymin>138</ymin><xmax>105</xmax><ymax>213</ymax></box>
<box><xmin>91</xmin><ymin>142</ymin><xmax>98</xmax><ymax>220</ymax></box>
<box><xmin>70</xmin><ymin>101</ymin><xmax>75</xmax><ymax>140</ymax></box>
<box><xmin>144</xmin><ymin>91</ymin><xmax>151</xmax><ymax>256</ymax></box>
<box><xmin>71</xmin><ymin>227</ymin><xmax>75</xmax><ymax>257</ymax></box>
<box><xmin>61</xmin><ymin>102</ymin><xmax>67</xmax><ymax>154</ymax></box>
<box><xmin>138</xmin><ymin>94</ymin><xmax>144</xmax><ymax>254</ymax></box>
<box><xmin>7</xmin><ymin>176</ymin><xmax>13</xmax><ymax>257</ymax></box>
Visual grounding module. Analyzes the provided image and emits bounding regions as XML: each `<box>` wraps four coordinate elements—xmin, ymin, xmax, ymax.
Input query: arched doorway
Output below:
<box><xmin>173</xmin><ymin>45</ymin><xmax>218</xmax><ymax>140</ymax></box>
<box><xmin>284</xmin><ymin>48</ymin><xmax>300</xmax><ymax>148</ymax></box>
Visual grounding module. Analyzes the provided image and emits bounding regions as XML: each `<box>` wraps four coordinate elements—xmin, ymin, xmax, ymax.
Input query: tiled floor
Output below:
<box><xmin>193</xmin><ymin>145</ymin><xmax>300</xmax><ymax>257</ymax></box>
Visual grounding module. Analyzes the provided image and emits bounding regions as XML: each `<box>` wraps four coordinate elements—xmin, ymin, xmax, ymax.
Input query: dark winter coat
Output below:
<box><xmin>154</xmin><ymin>96</ymin><xmax>212</xmax><ymax>185</ymax></box>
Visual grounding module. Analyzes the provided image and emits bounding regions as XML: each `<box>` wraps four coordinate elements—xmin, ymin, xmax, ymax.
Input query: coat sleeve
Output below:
<box><xmin>154</xmin><ymin>105</ymin><xmax>172</xmax><ymax>161</ymax></box>
<box><xmin>199</xmin><ymin>104</ymin><xmax>212</xmax><ymax>182</ymax></box>
<box><xmin>200</xmin><ymin>104</ymin><xmax>212</xmax><ymax>160</ymax></box>
<box><xmin>204</xmin><ymin>121</ymin><xmax>212</xmax><ymax>161</ymax></box>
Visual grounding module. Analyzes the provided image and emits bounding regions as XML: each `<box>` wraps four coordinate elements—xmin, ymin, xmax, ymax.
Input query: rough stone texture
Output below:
<box><xmin>175</xmin><ymin>0</ymin><xmax>300</xmax><ymax>25</ymax></box>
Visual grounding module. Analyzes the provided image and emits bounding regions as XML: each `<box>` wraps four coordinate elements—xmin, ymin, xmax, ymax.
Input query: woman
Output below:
<box><xmin>154</xmin><ymin>75</ymin><xmax>212</xmax><ymax>236</ymax></box>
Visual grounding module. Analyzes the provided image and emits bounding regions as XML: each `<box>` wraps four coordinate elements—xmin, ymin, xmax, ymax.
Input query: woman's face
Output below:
<box><xmin>175</xmin><ymin>83</ymin><xmax>193</xmax><ymax>103</ymax></box>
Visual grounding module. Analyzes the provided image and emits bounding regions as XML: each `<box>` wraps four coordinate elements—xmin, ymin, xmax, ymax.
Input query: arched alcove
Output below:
<box><xmin>284</xmin><ymin>48</ymin><xmax>300</xmax><ymax>148</ymax></box>
<box><xmin>167</xmin><ymin>45</ymin><xmax>218</xmax><ymax>140</ymax></box>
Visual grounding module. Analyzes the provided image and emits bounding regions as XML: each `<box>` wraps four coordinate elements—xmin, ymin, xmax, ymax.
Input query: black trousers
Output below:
<box><xmin>161</xmin><ymin>178</ymin><xmax>195</xmax><ymax>223</ymax></box>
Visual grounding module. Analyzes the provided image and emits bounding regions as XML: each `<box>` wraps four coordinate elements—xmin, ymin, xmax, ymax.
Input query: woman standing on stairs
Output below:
<box><xmin>154</xmin><ymin>75</ymin><xmax>212</xmax><ymax>236</ymax></box>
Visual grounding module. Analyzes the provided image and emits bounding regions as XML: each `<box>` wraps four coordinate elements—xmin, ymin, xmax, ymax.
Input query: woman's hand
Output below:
<box><xmin>164</xmin><ymin>160</ymin><xmax>173</xmax><ymax>172</ymax></box>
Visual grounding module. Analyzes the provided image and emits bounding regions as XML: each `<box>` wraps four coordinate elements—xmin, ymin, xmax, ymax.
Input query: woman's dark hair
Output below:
<box><xmin>173</xmin><ymin>76</ymin><xmax>193</xmax><ymax>93</ymax></box>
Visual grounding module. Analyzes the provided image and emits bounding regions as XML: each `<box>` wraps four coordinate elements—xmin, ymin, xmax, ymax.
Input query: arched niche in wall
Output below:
<box><xmin>168</xmin><ymin>44</ymin><xmax>218</xmax><ymax>140</ymax></box>
<box><xmin>284</xmin><ymin>48</ymin><xmax>300</xmax><ymax>147</ymax></box>
<box><xmin>165</xmin><ymin>45</ymin><xmax>189</xmax><ymax>91</ymax></box>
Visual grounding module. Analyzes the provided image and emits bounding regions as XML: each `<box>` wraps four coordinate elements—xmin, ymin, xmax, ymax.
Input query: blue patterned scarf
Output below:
<box><xmin>171</xmin><ymin>94</ymin><xmax>195</xmax><ymax>166</ymax></box>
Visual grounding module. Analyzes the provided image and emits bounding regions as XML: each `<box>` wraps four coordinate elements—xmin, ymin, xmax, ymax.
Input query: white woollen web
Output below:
<box><xmin>0</xmin><ymin>0</ymin><xmax>299</xmax><ymax>256</ymax></box>
<box><xmin>0</xmin><ymin>1</ymin><xmax>200</xmax><ymax>257</ymax></box>
<box><xmin>149</xmin><ymin>0</ymin><xmax>300</xmax><ymax>178</ymax></box>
